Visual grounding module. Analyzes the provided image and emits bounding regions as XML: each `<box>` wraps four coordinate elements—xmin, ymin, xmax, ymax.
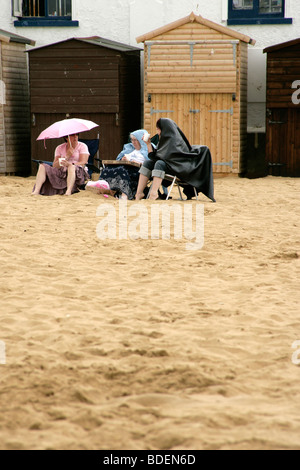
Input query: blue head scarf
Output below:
<box><xmin>116</xmin><ymin>129</ymin><xmax>149</xmax><ymax>161</ymax></box>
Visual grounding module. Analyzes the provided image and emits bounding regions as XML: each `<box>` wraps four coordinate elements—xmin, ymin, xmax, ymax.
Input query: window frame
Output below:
<box><xmin>13</xmin><ymin>0</ymin><xmax>79</xmax><ymax>27</ymax></box>
<box><xmin>228</xmin><ymin>0</ymin><xmax>292</xmax><ymax>24</ymax></box>
<box><xmin>12</xmin><ymin>0</ymin><xmax>22</xmax><ymax>16</ymax></box>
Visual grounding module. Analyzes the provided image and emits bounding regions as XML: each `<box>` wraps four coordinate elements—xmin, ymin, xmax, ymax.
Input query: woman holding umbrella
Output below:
<box><xmin>32</xmin><ymin>133</ymin><xmax>90</xmax><ymax>196</ymax></box>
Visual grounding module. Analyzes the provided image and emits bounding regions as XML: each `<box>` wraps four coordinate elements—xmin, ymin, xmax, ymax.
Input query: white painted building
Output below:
<box><xmin>0</xmin><ymin>0</ymin><xmax>299</xmax><ymax>170</ymax></box>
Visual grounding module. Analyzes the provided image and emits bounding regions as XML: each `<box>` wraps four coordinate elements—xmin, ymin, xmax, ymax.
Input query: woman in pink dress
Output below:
<box><xmin>32</xmin><ymin>133</ymin><xmax>89</xmax><ymax>196</ymax></box>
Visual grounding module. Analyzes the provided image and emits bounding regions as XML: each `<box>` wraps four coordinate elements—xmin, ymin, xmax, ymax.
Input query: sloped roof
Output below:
<box><xmin>136</xmin><ymin>11</ymin><xmax>256</xmax><ymax>45</ymax></box>
<box><xmin>27</xmin><ymin>36</ymin><xmax>141</xmax><ymax>53</ymax></box>
<box><xmin>0</xmin><ymin>28</ymin><xmax>35</xmax><ymax>46</ymax></box>
<box><xmin>263</xmin><ymin>37</ymin><xmax>300</xmax><ymax>53</ymax></box>
<box><xmin>78</xmin><ymin>36</ymin><xmax>141</xmax><ymax>52</ymax></box>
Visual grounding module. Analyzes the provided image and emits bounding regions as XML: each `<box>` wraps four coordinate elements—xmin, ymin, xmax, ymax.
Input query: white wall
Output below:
<box><xmin>1</xmin><ymin>0</ymin><xmax>300</xmax><ymax>131</ymax></box>
<box><xmin>1</xmin><ymin>0</ymin><xmax>228</xmax><ymax>49</ymax></box>
<box><xmin>2</xmin><ymin>0</ymin><xmax>297</xmax><ymax>50</ymax></box>
<box><xmin>248</xmin><ymin>48</ymin><xmax>267</xmax><ymax>132</ymax></box>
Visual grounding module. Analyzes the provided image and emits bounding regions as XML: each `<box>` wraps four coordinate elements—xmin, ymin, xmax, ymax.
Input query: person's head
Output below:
<box><xmin>156</xmin><ymin>119</ymin><xmax>162</xmax><ymax>137</ymax></box>
<box><xmin>64</xmin><ymin>133</ymin><xmax>79</xmax><ymax>146</ymax></box>
<box><xmin>130</xmin><ymin>133</ymin><xmax>141</xmax><ymax>150</ymax></box>
<box><xmin>128</xmin><ymin>130</ymin><xmax>149</xmax><ymax>158</ymax></box>
<box><xmin>155</xmin><ymin>118</ymin><xmax>192</xmax><ymax>152</ymax></box>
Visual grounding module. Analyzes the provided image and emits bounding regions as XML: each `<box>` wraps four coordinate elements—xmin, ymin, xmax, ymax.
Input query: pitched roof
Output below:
<box><xmin>77</xmin><ymin>36</ymin><xmax>141</xmax><ymax>52</ymax></box>
<box><xmin>27</xmin><ymin>36</ymin><xmax>141</xmax><ymax>53</ymax></box>
<box><xmin>136</xmin><ymin>11</ymin><xmax>256</xmax><ymax>45</ymax></box>
<box><xmin>0</xmin><ymin>28</ymin><xmax>35</xmax><ymax>46</ymax></box>
<box><xmin>263</xmin><ymin>37</ymin><xmax>300</xmax><ymax>53</ymax></box>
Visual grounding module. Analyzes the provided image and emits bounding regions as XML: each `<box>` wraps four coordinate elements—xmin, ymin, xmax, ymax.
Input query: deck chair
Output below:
<box><xmin>163</xmin><ymin>175</ymin><xmax>198</xmax><ymax>201</ymax></box>
<box><xmin>79</xmin><ymin>134</ymin><xmax>101</xmax><ymax>176</ymax></box>
<box><xmin>147</xmin><ymin>175</ymin><xmax>198</xmax><ymax>201</ymax></box>
<box><xmin>32</xmin><ymin>159</ymin><xmax>53</xmax><ymax>167</ymax></box>
<box><xmin>101</xmin><ymin>133</ymin><xmax>160</xmax><ymax>172</ymax></box>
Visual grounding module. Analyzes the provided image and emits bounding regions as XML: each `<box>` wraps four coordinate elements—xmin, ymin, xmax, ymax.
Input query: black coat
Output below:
<box><xmin>150</xmin><ymin>118</ymin><xmax>216</xmax><ymax>202</ymax></box>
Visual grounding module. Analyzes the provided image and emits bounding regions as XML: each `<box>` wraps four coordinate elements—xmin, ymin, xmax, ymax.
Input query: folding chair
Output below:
<box><xmin>32</xmin><ymin>159</ymin><xmax>53</xmax><ymax>167</ymax></box>
<box><xmin>147</xmin><ymin>174</ymin><xmax>198</xmax><ymax>201</ymax></box>
<box><xmin>79</xmin><ymin>133</ymin><xmax>101</xmax><ymax>177</ymax></box>
<box><xmin>164</xmin><ymin>174</ymin><xmax>198</xmax><ymax>201</ymax></box>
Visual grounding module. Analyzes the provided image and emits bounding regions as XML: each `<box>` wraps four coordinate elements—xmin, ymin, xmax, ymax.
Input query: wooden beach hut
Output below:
<box><xmin>28</xmin><ymin>37</ymin><xmax>141</xmax><ymax>170</ymax></box>
<box><xmin>264</xmin><ymin>39</ymin><xmax>300</xmax><ymax>177</ymax></box>
<box><xmin>136</xmin><ymin>12</ymin><xmax>255</xmax><ymax>174</ymax></box>
<box><xmin>0</xmin><ymin>30</ymin><xmax>35</xmax><ymax>175</ymax></box>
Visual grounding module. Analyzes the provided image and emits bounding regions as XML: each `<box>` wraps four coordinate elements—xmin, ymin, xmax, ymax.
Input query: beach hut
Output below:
<box><xmin>136</xmin><ymin>12</ymin><xmax>255</xmax><ymax>175</ymax></box>
<box><xmin>264</xmin><ymin>39</ymin><xmax>300</xmax><ymax>177</ymax></box>
<box><xmin>27</xmin><ymin>37</ymin><xmax>142</xmax><ymax>171</ymax></box>
<box><xmin>0</xmin><ymin>30</ymin><xmax>35</xmax><ymax>175</ymax></box>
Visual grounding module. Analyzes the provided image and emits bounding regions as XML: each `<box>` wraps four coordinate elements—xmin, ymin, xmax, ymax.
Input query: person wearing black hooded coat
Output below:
<box><xmin>135</xmin><ymin>118</ymin><xmax>216</xmax><ymax>202</ymax></box>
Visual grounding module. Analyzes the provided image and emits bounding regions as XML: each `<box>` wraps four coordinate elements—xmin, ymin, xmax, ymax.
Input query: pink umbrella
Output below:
<box><xmin>37</xmin><ymin>118</ymin><xmax>99</xmax><ymax>143</ymax></box>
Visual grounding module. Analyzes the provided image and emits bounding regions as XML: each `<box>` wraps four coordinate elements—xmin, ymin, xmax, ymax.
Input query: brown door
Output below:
<box><xmin>266</xmin><ymin>108</ymin><xmax>300</xmax><ymax>177</ymax></box>
<box><xmin>289</xmin><ymin>109</ymin><xmax>300</xmax><ymax>177</ymax></box>
<box><xmin>266</xmin><ymin>108</ymin><xmax>288</xmax><ymax>176</ymax></box>
<box><xmin>149</xmin><ymin>93</ymin><xmax>233</xmax><ymax>173</ymax></box>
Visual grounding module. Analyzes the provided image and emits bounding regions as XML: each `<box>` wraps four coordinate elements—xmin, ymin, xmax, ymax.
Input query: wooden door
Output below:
<box><xmin>267</xmin><ymin>108</ymin><xmax>300</xmax><ymax>177</ymax></box>
<box><xmin>191</xmin><ymin>93</ymin><xmax>233</xmax><ymax>173</ymax></box>
<box><xmin>266</xmin><ymin>108</ymin><xmax>288</xmax><ymax>176</ymax></box>
<box><xmin>289</xmin><ymin>109</ymin><xmax>300</xmax><ymax>177</ymax></box>
<box><xmin>149</xmin><ymin>93</ymin><xmax>233</xmax><ymax>173</ymax></box>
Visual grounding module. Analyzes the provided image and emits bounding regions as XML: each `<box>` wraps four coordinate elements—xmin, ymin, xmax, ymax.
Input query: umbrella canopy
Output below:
<box><xmin>37</xmin><ymin>118</ymin><xmax>99</xmax><ymax>141</ymax></box>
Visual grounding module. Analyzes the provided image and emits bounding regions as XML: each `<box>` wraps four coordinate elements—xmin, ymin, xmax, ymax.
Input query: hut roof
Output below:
<box><xmin>27</xmin><ymin>36</ymin><xmax>141</xmax><ymax>53</ymax></box>
<box><xmin>0</xmin><ymin>28</ymin><xmax>35</xmax><ymax>46</ymax></box>
<box><xmin>263</xmin><ymin>37</ymin><xmax>300</xmax><ymax>53</ymax></box>
<box><xmin>136</xmin><ymin>11</ymin><xmax>256</xmax><ymax>45</ymax></box>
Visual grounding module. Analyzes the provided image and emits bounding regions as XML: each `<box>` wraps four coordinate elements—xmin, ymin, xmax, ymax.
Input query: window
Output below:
<box><xmin>13</xmin><ymin>0</ymin><xmax>78</xmax><ymax>26</ymax></box>
<box><xmin>228</xmin><ymin>0</ymin><xmax>292</xmax><ymax>24</ymax></box>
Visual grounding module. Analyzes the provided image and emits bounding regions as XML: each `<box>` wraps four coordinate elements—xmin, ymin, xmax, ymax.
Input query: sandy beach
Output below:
<box><xmin>0</xmin><ymin>174</ymin><xmax>299</xmax><ymax>450</ymax></box>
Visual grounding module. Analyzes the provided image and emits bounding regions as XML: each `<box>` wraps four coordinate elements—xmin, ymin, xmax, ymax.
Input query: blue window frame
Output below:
<box><xmin>13</xmin><ymin>0</ymin><xmax>79</xmax><ymax>27</ymax></box>
<box><xmin>228</xmin><ymin>0</ymin><xmax>292</xmax><ymax>24</ymax></box>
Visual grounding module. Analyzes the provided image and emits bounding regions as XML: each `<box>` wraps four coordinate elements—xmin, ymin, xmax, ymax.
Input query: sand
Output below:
<box><xmin>0</xmin><ymin>174</ymin><xmax>299</xmax><ymax>450</ymax></box>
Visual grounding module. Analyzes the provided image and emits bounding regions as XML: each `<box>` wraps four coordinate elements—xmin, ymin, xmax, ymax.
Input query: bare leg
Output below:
<box><xmin>135</xmin><ymin>174</ymin><xmax>149</xmax><ymax>200</ymax></box>
<box><xmin>149</xmin><ymin>177</ymin><xmax>163</xmax><ymax>200</ymax></box>
<box><xmin>32</xmin><ymin>164</ymin><xmax>47</xmax><ymax>195</ymax></box>
<box><xmin>65</xmin><ymin>165</ymin><xmax>76</xmax><ymax>196</ymax></box>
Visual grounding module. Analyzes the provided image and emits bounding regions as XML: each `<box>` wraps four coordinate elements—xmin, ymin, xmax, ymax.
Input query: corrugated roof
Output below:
<box><xmin>0</xmin><ymin>28</ymin><xmax>35</xmax><ymax>46</ymax></box>
<box><xmin>27</xmin><ymin>36</ymin><xmax>141</xmax><ymax>53</ymax></box>
<box><xmin>136</xmin><ymin>11</ymin><xmax>256</xmax><ymax>45</ymax></box>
